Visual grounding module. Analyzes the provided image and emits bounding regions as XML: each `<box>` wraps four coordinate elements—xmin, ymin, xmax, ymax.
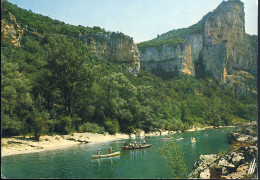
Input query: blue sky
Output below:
<box><xmin>7</xmin><ymin>0</ymin><xmax>258</xmax><ymax>43</ymax></box>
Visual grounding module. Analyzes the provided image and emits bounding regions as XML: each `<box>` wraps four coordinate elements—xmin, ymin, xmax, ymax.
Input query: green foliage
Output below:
<box><xmin>78</xmin><ymin>122</ymin><xmax>105</xmax><ymax>134</ymax></box>
<box><xmin>31</xmin><ymin>107</ymin><xmax>50</xmax><ymax>141</ymax></box>
<box><xmin>137</xmin><ymin>38</ymin><xmax>185</xmax><ymax>53</ymax></box>
<box><xmin>43</xmin><ymin>35</ymin><xmax>93</xmax><ymax>116</ymax></box>
<box><xmin>247</xmin><ymin>34</ymin><xmax>258</xmax><ymax>48</ymax></box>
<box><xmin>104</xmin><ymin>118</ymin><xmax>120</xmax><ymax>135</ymax></box>
<box><xmin>2</xmin><ymin>1</ymin><xmax>107</xmax><ymax>37</ymax></box>
<box><xmin>55</xmin><ymin>116</ymin><xmax>74</xmax><ymax>134</ymax></box>
<box><xmin>154</xmin><ymin>22</ymin><xmax>204</xmax><ymax>41</ymax></box>
<box><xmin>1</xmin><ymin>55</ymin><xmax>33</xmax><ymax>136</ymax></box>
<box><xmin>159</xmin><ymin>140</ymin><xmax>187</xmax><ymax>178</ymax></box>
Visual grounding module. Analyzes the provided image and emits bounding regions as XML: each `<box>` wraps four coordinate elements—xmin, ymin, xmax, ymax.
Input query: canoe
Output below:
<box><xmin>91</xmin><ymin>151</ymin><xmax>120</xmax><ymax>159</ymax></box>
<box><xmin>122</xmin><ymin>144</ymin><xmax>152</xmax><ymax>150</ymax></box>
<box><xmin>176</xmin><ymin>137</ymin><xmax>183</xmax><ymax>141</ymax></box>
<box><xmin>161</xmin><ymin>138</ymin><xmax>172</xmax><ymax>140</ymax></box>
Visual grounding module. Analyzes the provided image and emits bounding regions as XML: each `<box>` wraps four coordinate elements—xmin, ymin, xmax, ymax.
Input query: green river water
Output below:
<box><xmin>2</xmin><ymin>127</ymin><xmax>234</xmax><ymax>179</ymax></box>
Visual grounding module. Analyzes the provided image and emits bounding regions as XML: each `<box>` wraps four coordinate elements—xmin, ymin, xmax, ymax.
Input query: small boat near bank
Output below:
<box><xmin>191</xmin><ymin>137</ymin><xmax>196</xmax><ymax>143</ymax></box>
<box><xmin>161</xmin><ymin>137</ymin><xmax>172</xmax><ymax>140</ymax></box>
<box><xmin>176</xmin><ymin>137</ymin><xmax>183</xmax><ymax>141</ymax></box>
<box><xmin>91</xmin><ymin>151</ymin><xmax>120</xmax><ymax>159</ymax></box>
<box><xmin>122</xmin><ymin>144</ymin><xmax>152</xmax><ymax>150</ymax></box>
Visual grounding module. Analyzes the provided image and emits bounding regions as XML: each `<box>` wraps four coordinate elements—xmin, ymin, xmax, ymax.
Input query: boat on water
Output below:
<box><xmin>176</xmin><ymin>137</ymin><xmax>183</xmax><ymax>141</ymax></box>
<box><xmin>122</xmin><ymin>144</ymin><xmax>152</xmax><ymax>150</ymax></box>
<box><xmin>91</xmin><ymin>151</ymin><xmax>120</xmax><ymax>159</ymax></box>
<box><xmin>203</xmin><ymin>133</ymin><xmax>208</xmax><ymax>136</ymax></box>
<box><xmin>161</xmin><ymin>137</ymin><xmax>172</xmax><ymax>140</ymax></box>
<box><xmin>191</xmin><ymin>137</ymin><xmax>196</xmax><ymax>143</ymax></box>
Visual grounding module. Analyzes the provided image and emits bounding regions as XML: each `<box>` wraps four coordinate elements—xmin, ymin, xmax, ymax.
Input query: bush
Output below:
<box><xmin>54</xmin><ymin>116</ymin><xmax>74</xmax><ymax>134</ymax></box>
<box><xmin>78</xmin><ymin>122</ymin><xmax>105</xmax><ymax>134</ymax></box>
<box><xmin>104</xmin><ymin>118</ymin><xmax>120</xmax><ymax>135</ymax></box>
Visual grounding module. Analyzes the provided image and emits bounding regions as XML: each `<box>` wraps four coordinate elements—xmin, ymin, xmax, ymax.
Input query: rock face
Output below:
<box><xmin>1</xmin><ymin>8</ymin><xmax>23</xmax><ymax>47</ymax></box>
<box><xmin>140</xmin><ymin>42</ymin><xmax>194</xmax><ymax>75</ymax></box>
<box><xmin>81</xmin><ymin>32</ymin><xmax>140</xmax><ymax>74</ymax></box>
<box><xmin>188</xmin><ymin>122</ymin><xmax>258</xmax><ymax>179</ymax></box>
<box><xmin>2</xmin><ymin>6</ymin><xmax>140</xmax><ymax>75</ymax></box>
<box><xmin>200</xmin><ymin>0</ymin><xmax>256</xmax><ymax>82</ymax></box>
<box><xmin>139</xmin><ymin>0</ymin><xmax>257</xmax><ymax>82</ymax></box>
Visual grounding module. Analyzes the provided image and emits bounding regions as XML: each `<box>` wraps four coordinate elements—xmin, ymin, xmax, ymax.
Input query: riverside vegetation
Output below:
<box><xmin>1</xmin><ymin>0</ymin><xmax>257</xmax><ymax>143</ymax></box>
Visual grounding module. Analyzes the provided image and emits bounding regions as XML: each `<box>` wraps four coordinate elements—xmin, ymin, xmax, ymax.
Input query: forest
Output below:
<box><xmin>1</xmin><ymin>1</ymin><xmax>257</xmax><ymax>140</ymax></box>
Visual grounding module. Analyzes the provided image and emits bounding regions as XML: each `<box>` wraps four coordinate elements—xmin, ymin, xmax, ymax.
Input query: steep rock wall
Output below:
<box><xmin>200</xmin><ymin>0</ymin><xmax>256</xmax><ymax>82</ymax></box>
<box><xmin>140</xmin><ymin>42</ymin><xmax>194</xmax><ymax>75</ymax></box>
<box><xmin>81</xmin><ymin>32</ymin><xmax>140</xmax><ymax>74</ymax></box>
<box><xmin>139</xmin><ymin>0</ymin><xmax>257</xmax><ymax>82</ymax></box>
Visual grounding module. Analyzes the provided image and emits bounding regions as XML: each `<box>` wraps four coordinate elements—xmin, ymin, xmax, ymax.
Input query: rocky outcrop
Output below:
<box><xmin>200</xmin><ymin>0</ymin><xmax>256</xmax><ymax>82</ymax></box>
<box><xmin>81</xmin><ymin>32</ymin><xmax>140</xmax><ymax>75</ymax></box>
<box><xmin>140</xmin><ymin>42</ymin><xmax>194</xmax><ymax>75</ymax></box>
<box><xmin>1</xmin><ymin>8</ymin><xmax>23</xmax><ymax>46</ymax></box>
<box><xmin>226</xmin><ymin>70</ymin><xmax>257</xmax><ymax>96</ymax></box>
<box><xmin>188</xmin><ymin>122</ymin><xmax>258</xmax><ymax>179</ymax></box>
<box><xmin>139</xmin><ymin>0</ymin><xmax>257</xmax><ymax>82</ymax></box>
<box><xmin>184</xmin><ymin>34</ymin><xmax>203</xmax><ymax>65</ymax></box>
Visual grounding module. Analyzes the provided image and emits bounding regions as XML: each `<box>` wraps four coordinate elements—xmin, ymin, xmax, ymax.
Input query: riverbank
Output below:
<box><xmin>1</xmin><ymin>125</ymin><xmax>234</xmax><ymax>157</ymax></box>
<box><xmin>185</xmin><ymin>125</ymin><xmax>235</xmax><ymax>132</ymax></box>
<box><xmin>1</xmin><ymin>132</ymin><xmax>131</xmax><ymax>157</ymax></box>
<box><xmin>188</xmin><ymin>122</ymin><xmax>258</xmax><ymax>179</ymax></box>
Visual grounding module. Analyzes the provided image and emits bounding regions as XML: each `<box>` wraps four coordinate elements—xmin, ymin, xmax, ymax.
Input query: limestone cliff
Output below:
<box><xmin>81</xmin><ymin>32</ymin><xmax>140</xmax><ymax>74</ymax></box>
<box><xmin>1</xmin><ymin>8</ymin><xmax>23</xmax><ymax>47</ymax></box>
<box><xmin>140</xmin><ymin>42</ymin><xmax>194</xmax><ymax>76</ymax></box>
<box><xmin>200</xmin><ymin>0</ymin><xmax>256</xmax><ymax>82</ymax></box>
<box><xmin>1</xmin><ymin>6</ymin><xmax>140</xmax><ymax>75</ymax></box>
<box><xmin>138</xmin><ymin>0</ymin><xmax>257</xmax><ymax>82</ymax></box>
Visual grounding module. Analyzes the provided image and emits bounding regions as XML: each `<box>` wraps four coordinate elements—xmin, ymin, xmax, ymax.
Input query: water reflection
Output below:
<box><xmin>92</xmin><ymin>156</ymin><xmax>120</xmax><ymax>166</ymax></box>
<box><xmin>129</xmin><ymin>149</ymin><xmax>148</xmax><ymax>160</ymax></box>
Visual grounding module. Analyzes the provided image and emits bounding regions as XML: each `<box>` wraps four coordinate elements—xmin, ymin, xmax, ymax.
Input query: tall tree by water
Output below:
<box><xmin>159</xmin><ymin>140</ymin><xmax>187</xmax><ymax>178</ymax></box>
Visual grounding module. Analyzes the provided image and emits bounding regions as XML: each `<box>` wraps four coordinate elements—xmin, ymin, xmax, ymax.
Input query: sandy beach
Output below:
<box><xmin>185</xmin><ymin>125</ymin><xmax>235</xmax><ymax>132</ymax></box>
<box><xmin>1</xmin><ymin>132</ymin><xmax>133</xmax><ymax>157</ymax></box>
<box><xmin>1</xmin><ymin>125</ymin><xmax>235</xmax><ymax>157</ymax></box>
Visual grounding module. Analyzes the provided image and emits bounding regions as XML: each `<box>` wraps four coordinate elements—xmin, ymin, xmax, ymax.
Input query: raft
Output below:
<box><xmin>122</xmin><ymin>144</ymin><xmax>152</xmax><ymax>150</ymax></box>
<box><xmin>91</xmin><ymin>151</ymin><xmax>120</xmax><ymax>159</ymax></box>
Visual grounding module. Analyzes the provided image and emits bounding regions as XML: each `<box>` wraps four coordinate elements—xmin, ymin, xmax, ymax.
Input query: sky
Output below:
<box><xmin>7</xmin><ymin>0</ymin><xmax>258</xmax><ymax>43</ymax></box>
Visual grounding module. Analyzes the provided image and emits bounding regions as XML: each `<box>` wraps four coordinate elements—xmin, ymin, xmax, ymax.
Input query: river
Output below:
<box><xmin>1</xmin><ymin>127</ymin><xmax>234</xmax><ymax>179</ymax></box>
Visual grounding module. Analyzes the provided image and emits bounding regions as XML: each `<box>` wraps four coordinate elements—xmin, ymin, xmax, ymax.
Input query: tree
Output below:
<box><xmin>44</xmin><ymin>35</ymin><xmax>93</xmax><ymax>117</ymax></box>
<box><xmin>159</xmin><ymin>140</ymin><xmax>187</xmax><ymax>178</ymax></box>
<box><xmin>1</xmin><ymin>56</ymin><xmax>32</xmax><ymax>136</ymax></box>
<box><xmin>31</xmin><ymin>96</ymin><xmax>50</xmax><ymax>141</ymax></box>
<box><xmin>104</xmin><ymin>118</ymin><xmax>120</xmax><ymax>135</ymax></box>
